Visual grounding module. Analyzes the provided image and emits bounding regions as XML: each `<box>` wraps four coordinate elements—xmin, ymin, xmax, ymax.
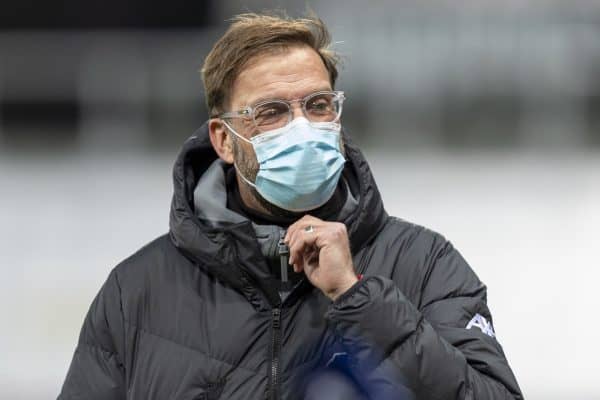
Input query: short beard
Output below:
<box><xmin>231</xmin><ymin>137</ymin><xmax>304</xmax><ymax>219</ymax></box>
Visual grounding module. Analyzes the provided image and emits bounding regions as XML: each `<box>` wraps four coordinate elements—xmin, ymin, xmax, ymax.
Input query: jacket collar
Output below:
<box><xmin>169</xmin><ymin>121</ymin><xmax>388</xmax><ymax>305</ymax></box>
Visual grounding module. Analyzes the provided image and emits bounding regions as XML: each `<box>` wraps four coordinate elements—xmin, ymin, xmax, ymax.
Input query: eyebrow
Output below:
<box><xmin>245</xmin><ymin>87</ymin><xmax>333</xmax><ymax>107</ymax></box>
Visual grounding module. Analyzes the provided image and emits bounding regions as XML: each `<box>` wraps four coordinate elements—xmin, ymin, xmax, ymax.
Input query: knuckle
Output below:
<box><xmin>333</xmin><ymin>223</ymin><xmax>346</xmax><ymax>237</ymax></box>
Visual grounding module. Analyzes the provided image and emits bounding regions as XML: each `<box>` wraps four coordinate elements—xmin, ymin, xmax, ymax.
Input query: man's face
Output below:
<box><xmin>226</xmin><ymin>45</ymin><xmax>340</xmax><ymax>214</ymax></box>
<box><xmin>229</xmin><ymin>45</ymin><xmax>334</xmax><ymax>136</ymax></box>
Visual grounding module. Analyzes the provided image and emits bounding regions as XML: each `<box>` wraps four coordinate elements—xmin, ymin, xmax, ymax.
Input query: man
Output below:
<box><xmin>59</xmin><ymin>13</ymin><xmax>522</xmax><ymax>400</ymax></box>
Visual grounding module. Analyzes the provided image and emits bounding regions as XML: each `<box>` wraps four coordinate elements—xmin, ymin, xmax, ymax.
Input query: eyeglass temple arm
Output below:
<box><xmin>216</xmin><ymin>109</ymin><xmax>251</xmax><ymax>119</ymax></box>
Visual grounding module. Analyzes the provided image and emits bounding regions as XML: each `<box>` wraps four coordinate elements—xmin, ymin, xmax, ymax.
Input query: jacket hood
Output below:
<box><xmin>169</xmin><ymin>122</ymin><xmax>388</xmax><ymax>304</ymax></box>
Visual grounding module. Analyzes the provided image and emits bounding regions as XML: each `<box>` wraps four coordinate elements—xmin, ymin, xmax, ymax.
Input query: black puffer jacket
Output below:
<box><xmin>58</xmin><ymin>123</ymin><xmax>522</xmax><ymax>400</ymax></box>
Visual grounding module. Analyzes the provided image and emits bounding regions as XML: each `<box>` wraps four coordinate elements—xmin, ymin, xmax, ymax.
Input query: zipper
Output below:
<box><xmin>269</xmin><ymin>231</ymin><xmax>294</xmax><ymax>399</ymax></box>
<box><xmin>269</xmin><ymin>307</ymin><xmax>282</xmax><ymax>400</ymax></box>
<box><xmin>277</xmin><ymin>230</ymin><xmax>289</xmax><ymax>286</ymax></box>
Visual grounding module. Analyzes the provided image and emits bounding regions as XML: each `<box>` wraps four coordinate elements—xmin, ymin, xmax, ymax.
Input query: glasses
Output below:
<box><xmin>217</xmin><ymin>90</ymin><xmax>345</xmax><ymax>133</ymax></box>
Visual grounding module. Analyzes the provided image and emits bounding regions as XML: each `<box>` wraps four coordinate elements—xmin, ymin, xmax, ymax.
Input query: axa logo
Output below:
<box><xmin>466</xmin><ymin>313</ymin><xmax>496</xmax><ymax>338</ymax></box>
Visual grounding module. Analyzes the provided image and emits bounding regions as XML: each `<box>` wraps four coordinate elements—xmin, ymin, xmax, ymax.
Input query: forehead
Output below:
<box><xmin>230</xmin><ymin>46</ymin><xmax>332</xmax><ymax>108</ymax></box>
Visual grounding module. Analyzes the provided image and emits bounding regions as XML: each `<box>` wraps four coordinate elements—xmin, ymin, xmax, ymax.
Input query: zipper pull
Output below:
<box><xmin>272</xmin><ymin>308</ymin><xmax>281</xmax><ymax>329</ymax></box>
<box><xmin>278</xmin><ymin>230</ymin><xmax>289</xmax><ymax>284</ymax></box>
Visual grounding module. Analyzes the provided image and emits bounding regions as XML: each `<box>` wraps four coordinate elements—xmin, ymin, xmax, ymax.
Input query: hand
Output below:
<box><xmin>284</xmin><ymin>215</ymin><xmax>358</xmax><ymax>301</ymax></box>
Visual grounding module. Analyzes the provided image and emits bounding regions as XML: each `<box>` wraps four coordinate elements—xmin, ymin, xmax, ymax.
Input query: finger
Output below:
<box><xmin>292</xmin><ymin>252</ymin><xmax>304</xmax><ymax>273</ymax></box>
<box><xmin>304</xmin><ymin>246</ymin><xmax>319</xmax><ymax>270</ymax></box>
<box><xmin>285</xmin><ymin>217</ymin><xmax>306</xmax><ymax>243</ymax></box>
<box><xmin>285</xmin><ymin>215</ymin><xmax>324</xmax><ymax>243</ymax></box>
<box><xmin>288</xmin><ymin>229</ymin><xmax>314</xmax><ymax>265</ymax></box>
<box><xmin>289</xmin><ymin>223</ymin><xmax>321</xmax><ymax>254</ymax></box>
<box><xmin>288</xmin><ymin>228</ymin><xmax>319</xmax><ymax>266</ymax></box>
<box><xmin>292</xmin><ymin>244</ymin><xmax>319</xmax><ymax>274</ymax></box>
<box><xmin>286</xmin><ymin>220</ymin><xmax>326</xmax><ymax>253</ymax></box>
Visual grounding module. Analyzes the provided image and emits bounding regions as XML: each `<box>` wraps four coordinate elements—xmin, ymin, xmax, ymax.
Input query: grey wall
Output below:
<box><xmin>1</xmin><ymin>1</ymin><xmax>599</xmax><ymax>399</ymax></box>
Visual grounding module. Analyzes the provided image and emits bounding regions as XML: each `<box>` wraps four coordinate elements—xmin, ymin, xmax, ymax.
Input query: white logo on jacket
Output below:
<box><xmin>466</xmin><ymin>313</ymin><xmax>496</xmax><ymax>338</ymax></box>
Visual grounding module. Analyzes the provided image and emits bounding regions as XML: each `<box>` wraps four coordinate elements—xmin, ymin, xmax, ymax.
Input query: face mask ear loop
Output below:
<box><xmin>232</xmin><ymin>164</ymin><xmax>257</xmax><ymax>189</ymax></box>
<box><xmin>220</xmin><ymin>120</ymin><xmax>258</xmax><ymax>189</ymax></box>
<box><xmin>221</xmin><ymin>120</ymin><xmax>252</xmax><ymax>144</ymax></box>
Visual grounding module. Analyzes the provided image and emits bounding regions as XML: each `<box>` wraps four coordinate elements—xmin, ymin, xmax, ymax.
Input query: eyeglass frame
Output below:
<box><xmin>213</xmin><ymin>90</ymin><xmax>345</xmax><ymax>132</ymax></box>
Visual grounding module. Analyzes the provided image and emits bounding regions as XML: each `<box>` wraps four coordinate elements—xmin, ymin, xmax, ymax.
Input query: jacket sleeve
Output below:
<box><xmin>58</xmin><ymin>270</ymin><xmax>126</xmax><ymax>400</ymax></box>
<box><xmin>325</xmin><ymin>240</ymin><xmax>523</xmax><ymax>400</ymax></box>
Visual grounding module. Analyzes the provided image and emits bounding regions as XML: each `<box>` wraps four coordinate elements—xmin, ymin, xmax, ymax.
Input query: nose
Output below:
<box><xmin>289</xmin><ymin>100</ymin><xmax>305</xmax><ymax>120</ymax></box>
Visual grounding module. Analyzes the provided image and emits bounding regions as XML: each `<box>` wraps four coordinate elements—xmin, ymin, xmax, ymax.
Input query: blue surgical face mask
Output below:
<box><xmin>223</xmin><ymin>117</ymin><xmax>346</xmax><ymax>212</ymax></box>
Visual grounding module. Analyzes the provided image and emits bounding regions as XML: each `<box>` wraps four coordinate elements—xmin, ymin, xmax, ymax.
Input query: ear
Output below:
<box><xmin>209</xmin><ymin>119</ymin><xmax>235</xmax><ymax>164</ymax></box>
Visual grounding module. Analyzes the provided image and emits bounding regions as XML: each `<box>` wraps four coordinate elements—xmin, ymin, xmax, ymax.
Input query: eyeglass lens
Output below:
<box><xmin>253</xmin><ymin>92</ymin><xmax>341</xmax><ymax>132</ymax></box>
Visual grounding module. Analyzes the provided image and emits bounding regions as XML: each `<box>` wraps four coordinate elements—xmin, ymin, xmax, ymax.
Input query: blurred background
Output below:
<box><xmin>1</xmin><ymin>0</ymin><xmax>599</xmax><ymax>398</ymax></box>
